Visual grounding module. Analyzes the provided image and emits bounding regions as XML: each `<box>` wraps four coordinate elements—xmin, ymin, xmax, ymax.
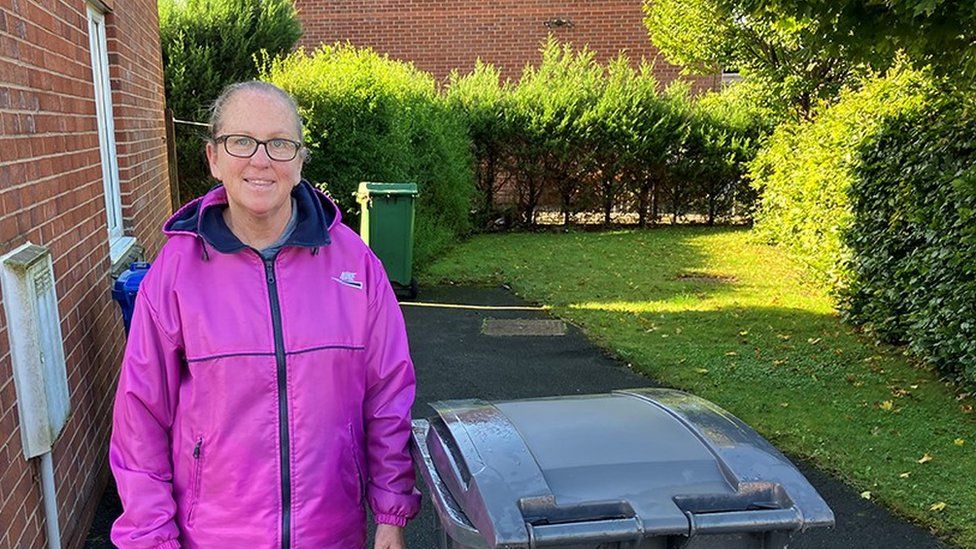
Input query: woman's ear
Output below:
<box><xmin>205</xmin><ymin>141</ymin><xmax>222</xmax><ymax>181</ymax></box>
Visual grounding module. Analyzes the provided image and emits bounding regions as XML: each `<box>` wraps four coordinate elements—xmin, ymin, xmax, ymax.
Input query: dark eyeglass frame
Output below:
<box><xmin>213</xmin><ymin>134</ymin><xmax>304</xmax><ymax>162</ymax></box>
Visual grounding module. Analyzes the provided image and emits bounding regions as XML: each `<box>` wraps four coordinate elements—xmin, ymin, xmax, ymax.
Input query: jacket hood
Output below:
<box><xmin>164</xmin><ymin>180</ymin><xmax>341</xmax><ymax>254</ymax></box>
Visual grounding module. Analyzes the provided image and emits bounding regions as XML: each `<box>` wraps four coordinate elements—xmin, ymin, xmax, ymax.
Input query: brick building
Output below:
<box><xmin>293</xmin><ymin>0</ymin><xmax>719</xmax><ymax>90</ymax></box>
<box><xmin>0</xmin><ymin>1</ymin><xmax>173</xmax><ymax>547</ymax></box>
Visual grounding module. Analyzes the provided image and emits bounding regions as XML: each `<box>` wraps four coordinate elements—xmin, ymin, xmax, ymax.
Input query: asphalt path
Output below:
<box><xmin>87</xmin><ymin>285</ymin><xmax>952</xmax><ymax>548</ymax></box>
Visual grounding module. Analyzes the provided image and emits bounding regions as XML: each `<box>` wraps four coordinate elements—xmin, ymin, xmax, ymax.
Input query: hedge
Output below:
<box><xmin>447</xmin><ymin>40</ymin><xmax>767</xmax><ymax>227</ymax></box>
<box><xmin>843</xmin><ymin>95</ymin><xmax>976</xmax><ymax>385</ymax></box>
<box><xmin>261</xmin><ymin>45</ymin><xmax>475</xmax><ymax>265</ymax></box>
<box><xmin>749</xmin><ymin>66</ymin><xmax>934</xmax><ymax>287</ymax></box>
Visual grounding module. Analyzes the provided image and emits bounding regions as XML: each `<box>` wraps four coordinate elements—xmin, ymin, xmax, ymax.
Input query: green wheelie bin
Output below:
<box><xmin>355</xmin><ymin>182</ymin><xmax>419</xmax><ymax>299</ymax></box>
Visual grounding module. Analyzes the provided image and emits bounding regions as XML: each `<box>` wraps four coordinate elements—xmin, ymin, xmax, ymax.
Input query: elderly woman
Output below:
<box><xmin>109</xmin><ymin>81</ymin><xmax>420</xmax><ymax>549</ymax></box>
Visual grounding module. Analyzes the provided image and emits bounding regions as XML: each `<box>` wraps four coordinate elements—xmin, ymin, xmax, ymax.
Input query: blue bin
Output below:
<box><xmin>112</xmin><ymin>262</ymin><xmax>151</xmax><ymax>335</ymax></box>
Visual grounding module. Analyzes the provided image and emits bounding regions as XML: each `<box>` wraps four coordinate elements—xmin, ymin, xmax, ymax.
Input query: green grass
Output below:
<box><xmin>421</xmin><ymin>227</ymin><xmax>976</xmax><ymax>548</ymax></box>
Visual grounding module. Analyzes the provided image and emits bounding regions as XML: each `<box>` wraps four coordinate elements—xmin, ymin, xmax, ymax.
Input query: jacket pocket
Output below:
<box><xmin>187</xmin><ymin>437</ymin><xmax>204</xmax><ymax>526</ymax></box>
<box><xmin>348</xmin><ymin>425</ymin><xmax>366</xmax><ymax>506</ymax></box>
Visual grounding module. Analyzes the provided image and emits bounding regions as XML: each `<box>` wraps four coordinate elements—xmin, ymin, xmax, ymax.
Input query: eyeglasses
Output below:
<box><xmin>214</xmin><ymin>134</ymin><xmax>303</xmax><ymax>162</ymax></box>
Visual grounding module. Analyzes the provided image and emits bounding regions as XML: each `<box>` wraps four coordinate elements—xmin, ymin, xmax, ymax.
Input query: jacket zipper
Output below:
<box><xmin>188</xmin><ymin>437</ymin><xmax>203</xmax><ymax>525</ymax></box>
<box><xmin>264</xmin><ymin>255</ymin><xmax>292</xmax><ymax>549</ymax></box>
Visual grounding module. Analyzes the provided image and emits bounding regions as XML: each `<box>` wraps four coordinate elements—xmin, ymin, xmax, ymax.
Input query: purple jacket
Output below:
<box><xmin>110</xmin><ymin>182</ymin><xmax>421</xmax><ymax>549</ymax></box>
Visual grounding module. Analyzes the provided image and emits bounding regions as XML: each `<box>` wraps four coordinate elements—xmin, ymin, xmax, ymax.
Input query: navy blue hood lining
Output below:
<box><xmin>166</xmin><ymin>180</ymin><xmax>335</xmax><ymax>254</ymax></box>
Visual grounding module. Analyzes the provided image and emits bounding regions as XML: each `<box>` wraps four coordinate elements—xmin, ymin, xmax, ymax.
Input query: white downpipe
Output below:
<box><xmin>40</xmin><ymin>452</ymin><xmax>62</xmax><ymax>549</ymax></box>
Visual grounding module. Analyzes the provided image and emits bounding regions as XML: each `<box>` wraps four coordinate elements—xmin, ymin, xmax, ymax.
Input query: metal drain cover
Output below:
<box><xmin>481</xmin><ymin>319</ymin><xmax>566</xmax><ymax>336</ymax></box>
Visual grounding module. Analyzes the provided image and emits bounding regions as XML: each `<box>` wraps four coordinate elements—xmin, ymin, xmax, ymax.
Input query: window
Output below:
<box><xmin>86</xmin><ymin>5</ymin><xmax>134</xmax><ymax>264</ymax></box>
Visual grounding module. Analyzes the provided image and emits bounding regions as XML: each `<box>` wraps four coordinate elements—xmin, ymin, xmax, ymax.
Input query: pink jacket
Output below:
<box><xmin>110</xmin><ymin>182</ymin><xmax>420</xmax><ymax>549</ymax></box>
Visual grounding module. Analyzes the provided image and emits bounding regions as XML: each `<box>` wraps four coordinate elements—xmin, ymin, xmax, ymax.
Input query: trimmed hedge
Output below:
<box><xmin>261</xmin><ymin>45</ymin><xmax>474</xmax><ymax>265</ymax></box>
<box><xmin>843</xmin><ymin>96</ymin><xmax>976</xmax><ymax>385</ymax></box>
<box><xmin>447</xmin><ymin>40</ymin><xmax>768</xmax><ymax>227</ymax></box>
<box><xmin>749</xmin><ymin>66</ymin><xmax>934</xmax><ymax>287</ymax></box>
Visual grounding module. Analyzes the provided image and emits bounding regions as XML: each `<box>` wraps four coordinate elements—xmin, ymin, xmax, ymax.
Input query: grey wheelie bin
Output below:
<box><xmin>411</xmin><ymin>388</ymin><xmax>834</xmax><ymax>549</ymax></box>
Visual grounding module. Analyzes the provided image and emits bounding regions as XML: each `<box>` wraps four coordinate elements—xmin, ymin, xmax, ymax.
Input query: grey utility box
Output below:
<box><xmin>411</xmin><ymin>388</ymin><xmax>834</xmax><ymax>549</ymax></box>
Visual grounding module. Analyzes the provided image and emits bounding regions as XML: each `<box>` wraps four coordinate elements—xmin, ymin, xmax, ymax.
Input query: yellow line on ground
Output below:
<box><xmin>399</xmin><ymin>301</ymin><xmax>549</xmax><ymax>311</ymax></box>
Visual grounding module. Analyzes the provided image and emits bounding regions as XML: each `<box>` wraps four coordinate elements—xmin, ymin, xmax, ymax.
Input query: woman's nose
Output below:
<box><xmin>250</xmin><ymin>143</ymin><xmax>273</xmax><ymax>166</ymax></box>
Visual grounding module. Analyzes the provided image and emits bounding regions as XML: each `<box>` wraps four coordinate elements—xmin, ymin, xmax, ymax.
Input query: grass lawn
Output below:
<box><xmin>420</xmin><ymin>227</ymin><xmax>976</xmax><ymax>548</ymax></box>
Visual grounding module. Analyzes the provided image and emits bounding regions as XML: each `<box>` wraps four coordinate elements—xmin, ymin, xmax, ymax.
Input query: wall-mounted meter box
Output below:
<box><xmin>0</xmin><ymin>243</ymin><xmax>71</xmax><ymax>459</ymax></box>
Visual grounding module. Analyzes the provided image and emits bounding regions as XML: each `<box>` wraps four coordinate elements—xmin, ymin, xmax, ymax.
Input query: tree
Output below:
<box><xmin>643</xmin><ymin>0</ymin><xmax>859</xmax><ymax>118</ymax></box>
<box><xmin>732</xmin><ymin>0</ymin><xmax>976</xmax><ymax>85</ymax></box>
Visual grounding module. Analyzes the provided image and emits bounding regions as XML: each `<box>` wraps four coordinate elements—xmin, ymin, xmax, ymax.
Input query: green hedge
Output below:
<box><xmin>843</xmin><ymin>96</ymin><xmax>976</xmax><ymax>385</ymax></box>
<box><xmin>262</xmin><ymin>45</ymin><xmax>474</xmax><ymax>265</ymax></box>
<box><xmin>446</xmin><ymin>40</ymin><xmax>767</xmax><ymax>227</ymax></box>
<box><xmin>749</xmin><ymin>66</ymin><xmax>934</xmax><ymax>287</ymax></box>
<box><xmin>159</xmin><ymin>0</ymin><xmax>301</xmax><ymax>200</ymax></box>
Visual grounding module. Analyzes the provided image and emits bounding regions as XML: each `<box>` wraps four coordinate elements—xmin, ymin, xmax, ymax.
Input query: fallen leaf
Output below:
<box><xmin>808</xmin><ymin>337</ymin><xmax>822</xmax><ymax>345</ymax></box>
<box><xmin>725</xmin><ymin>351</ymin><xmax>738</xmax><ymax>356</ymax></box>
<box><xmin>918</xmin><ymin>453</ymin><xmax>934</xmax><ymax>464</ymax></box>
<box><xmin>910</xmin><ymin>384</ymin><xmax>919</xmax><ymax>389</ymax></box>
<box><xmin>695</xmin><ymin>368</ymin><xmax>709</xmax><ymax>374</ymax></box>
<box><xmin>954</xmin><ymin>439</ymin><xmax>965</xmax><ymax>446</ymax></box>
<box><xmin>777</xmin><ymin>334</ymin><xmax>791</xmax><ymax>340</ymax></box>
<box><xmin>962</xmin><ymin>405</ymin><xmax>973</xmax><ymax>414</ymax></box>
<box><xmin>879</xmin><ymin>400</ymin><xmax>895</xmax><ymax>411</ymax></box>
<box><xmin>930</xmin><ymin>502</ymin><xmax>947</xmax><ymax>512</ymax></box>
<box><xmin>860</xmin><ymin>491</ymin><xmax>872</xmax><ymax>500</ymax></box>
<box><xmin>738</xmin><ymin>330</ymin><xmax>749</xmax><ymax>336</ymax></box>
<box><xmin>773</xmin><ymin>359</ymin><xmax>787</xmax><ymax>366</ymax></box>
<box><xmin>780</xmin><ymin>402</ymin><xmax>789</xmax><ymax>408</ymax></box>
<box><xmin>899</xmin><ymin>472</ymin><xmax>911</xmax><ymax>479</ymax></box>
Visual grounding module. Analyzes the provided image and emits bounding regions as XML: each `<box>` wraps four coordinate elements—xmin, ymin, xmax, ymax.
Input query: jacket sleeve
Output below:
<box><xmin>109</xmin><ymin>287</ymin><xmax>184</xmax><ymax>549</ymax></box>
<box><xmin>362</xmin><ymin>255</ymin><xmax>422</xmax><ymax>527</ymax></box>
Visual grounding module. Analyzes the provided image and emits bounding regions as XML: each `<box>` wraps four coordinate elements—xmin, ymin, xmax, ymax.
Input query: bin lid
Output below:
<box><xmin>415</xmin><ymin>388</ymin><xmax>833</xmax><ymax>548</ymax></box>
<box><xmin>113</xmin><ymin>262</ymin><xmax>151</xmax><ymax>295</ymax></box>
<box><xmin>355</xmin><ymin>181</ymin><xmax>418</xmax><ymax>201</ymax></box>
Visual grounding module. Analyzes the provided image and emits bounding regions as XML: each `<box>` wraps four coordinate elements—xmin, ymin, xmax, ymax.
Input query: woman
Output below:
<box><xmin>110</xmin><ymin>81</ymin><xmax>420</xmax><ymax>549</ymax></box>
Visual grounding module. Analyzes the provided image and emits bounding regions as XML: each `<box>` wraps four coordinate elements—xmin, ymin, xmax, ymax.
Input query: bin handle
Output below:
<box><xmin>685</xmin><ymin>507</ymin><xmax>803</xmax><ymax>536</ymax></box>
<box><xmin>527</xmin><ymin>517</ymin><xmax>643</xmax><ymax>548</ymax></box>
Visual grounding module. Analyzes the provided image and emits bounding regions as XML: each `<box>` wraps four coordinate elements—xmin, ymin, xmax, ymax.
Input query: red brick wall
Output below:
<box><xmin>293</xmin><ymin>0</ymin><xmax>719</xmax><ymax>90</ymax></box>
<box><xmin>0</xmin><ymin>1</ymin><xmax>171</xmax><ymax>547</ymax></box>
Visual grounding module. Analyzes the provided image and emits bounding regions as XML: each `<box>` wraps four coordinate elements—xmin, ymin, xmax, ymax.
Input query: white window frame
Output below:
<box><xmin>87</xmin><ymin>5</ymin><xmax>135</xmax><ymax>264</ymax></box>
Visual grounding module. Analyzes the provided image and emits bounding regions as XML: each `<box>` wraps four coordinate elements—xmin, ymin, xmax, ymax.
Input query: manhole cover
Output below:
<box><xmin>481</xmin><ymin>319</ymin><xmax>566</xmax><ymax>336</ymax></box>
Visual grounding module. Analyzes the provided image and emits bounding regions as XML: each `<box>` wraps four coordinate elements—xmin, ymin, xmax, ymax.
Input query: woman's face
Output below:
<box><xmin>206</xmin><ymin>89</ymin><xmax>303</xmax><ymax>223</ymax></box>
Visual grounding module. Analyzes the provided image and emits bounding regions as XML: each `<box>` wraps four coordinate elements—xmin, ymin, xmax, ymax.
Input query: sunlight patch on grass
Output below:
<box><xmin>569</xmin><ymin>297</ymin><xmax>725</xmax><ymax>314</ymax></box>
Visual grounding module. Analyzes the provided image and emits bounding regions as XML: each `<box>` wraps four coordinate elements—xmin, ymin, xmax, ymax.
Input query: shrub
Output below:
<box><xmin>843</xmin><ymin>95</ymin><xmax>976</xmax><ymax>385</ymax></box>
<box><xmin>262</xmin><ymin>45</ymin><xmax>474</xmax><ymax>265</ymax></box>
<box><xmin>682</xmin><ymin>80</ymin><xmax>773</xmax><ymax>224</ymax></box>
<box><xmin>508</xmin><ymin>38</ymin><xmax>604</xmax><ymax>225</ymax></box>
<box><xmin>444</xmin><ymin>62</ymin><xmax>516</xmax><ymax>226</ymax></box>
<box><xmin>159</xmin><ymin>0</ymin><xmax>302</xmax><ymax>200</ymax></box>
<box><xmin>749</xmin><ymin>65</ymin><xmax>934</xmax><ymax>287</ymax></box>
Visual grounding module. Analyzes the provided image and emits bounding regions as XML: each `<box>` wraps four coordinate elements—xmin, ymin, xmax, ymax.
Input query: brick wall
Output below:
<box><xmin>293</xmin><ymin>0</ymin><xmax>719</xmax><ymax>90</ymax></box>
<box><xmin>0</xmin><ymin>1</ymin><xmax>172</xmax><ymax>547</ymax></box>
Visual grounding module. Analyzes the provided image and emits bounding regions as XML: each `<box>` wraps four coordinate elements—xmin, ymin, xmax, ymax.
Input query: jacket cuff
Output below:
<box><xmin>374</xmin><ymin>513</ymin><xmax>409</xmax><ymax>527</ymax></box>
<box><xmin>153</xmin><ymin>541</ymin><xmax>181</xmax><ymax>549</ymax></box>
